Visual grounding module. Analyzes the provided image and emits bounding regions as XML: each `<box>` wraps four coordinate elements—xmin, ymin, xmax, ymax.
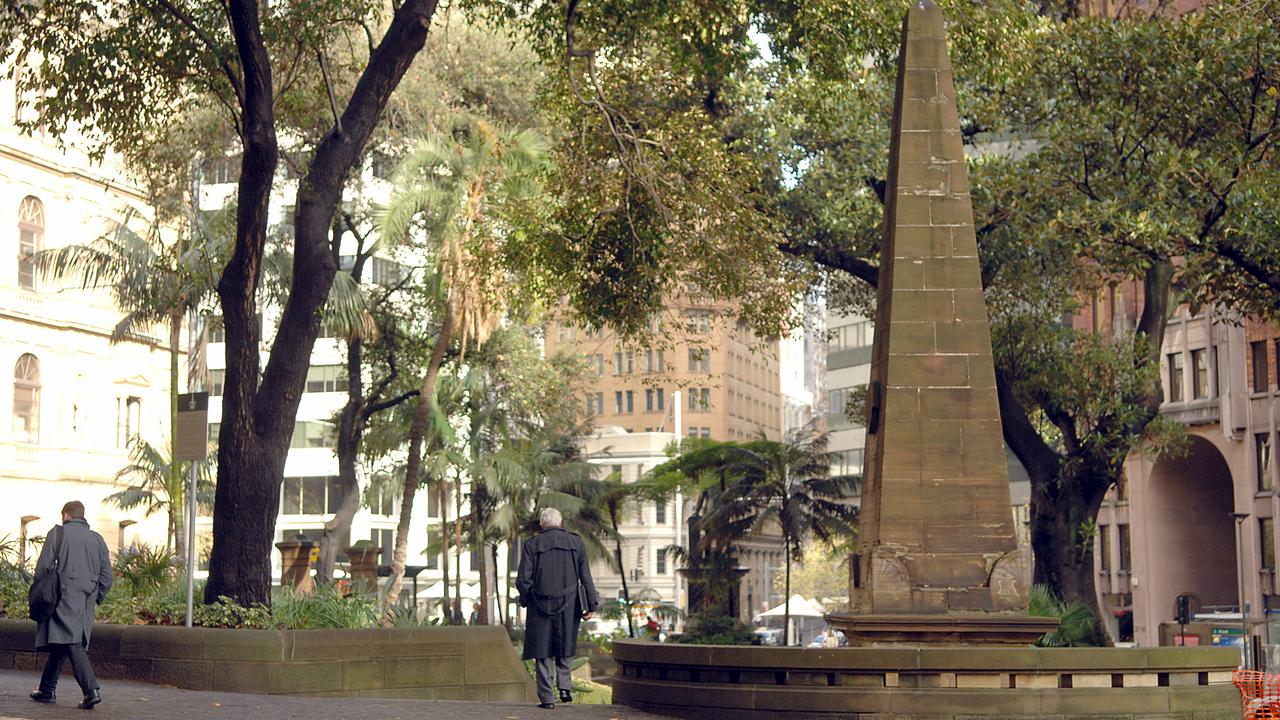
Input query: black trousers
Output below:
<box><xmin>38</xmin><ymin>643</ymin><xmax>98</xmax><ymax>696</ymax></box>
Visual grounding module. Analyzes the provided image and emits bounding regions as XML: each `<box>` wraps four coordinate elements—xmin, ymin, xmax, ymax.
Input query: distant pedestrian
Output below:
<box><xmin>517</xmin><ymin>508</ymin><xmax>598</xmax><ymax>710</ymax></box>
<box><xmin>29</xmin><ymin>501</ymin><xmax>113</xmax><ymax>710</ymax></box>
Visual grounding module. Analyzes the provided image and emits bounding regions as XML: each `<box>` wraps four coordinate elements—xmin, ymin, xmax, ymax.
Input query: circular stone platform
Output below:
<box><xmin>610</xmin><ymin>640</ymin><xmax>1241</xmax><ymax>719</ymax></box>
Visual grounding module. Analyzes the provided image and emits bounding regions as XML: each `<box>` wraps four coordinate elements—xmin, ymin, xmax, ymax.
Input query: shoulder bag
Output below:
<box><xmin>27</xmin><ymin>526</ymin><xmax>63</xmax><ymax>623</ymax></box>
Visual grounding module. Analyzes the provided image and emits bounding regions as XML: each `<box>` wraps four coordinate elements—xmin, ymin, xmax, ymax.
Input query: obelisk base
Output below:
<box><xmin>826</xmin><ymin>613</ymin><xmax>1061</xmax><ymax>647</ymax></box>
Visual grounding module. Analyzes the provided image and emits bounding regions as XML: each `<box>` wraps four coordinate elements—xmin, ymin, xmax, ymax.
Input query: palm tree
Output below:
<box><xmin>724</xmin><ymin>425</ymin><xmax>859</xmax><ymax>646</ymax></box>
<box><xmin>34</xmin><ymin>212</ymin><xmax>209</xmax><ymax>559</ymax></box>
<box><xmin>378</xmin><ymin>120</ymin><xmax>549</xmax><ymax>621</ymax></box>
<box><xmin>109</xmin><ymin>438</ymin><xmax>215</xmax><ymax>553</ymax></box>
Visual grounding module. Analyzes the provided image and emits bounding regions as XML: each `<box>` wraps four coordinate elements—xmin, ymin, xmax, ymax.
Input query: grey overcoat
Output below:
<box><xmin>516</xmin><ymin>528</ymin><xmax>599</xmax><ymax>660</ymax></box>
<box><xmin>32</xmin><ymin>518</ymin><xmax>113</xmax><ymax>650</ymax></box>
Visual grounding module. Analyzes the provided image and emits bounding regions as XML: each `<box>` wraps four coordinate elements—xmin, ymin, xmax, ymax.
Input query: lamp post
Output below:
<box><xmin>1231</xmin><ymin>511</ymin><xmax>1251</xmax><ymax>669</ymax></box>
<box><xmin>117</xmin><ymin>519</ymin><xmax>137</xmax><ymax>555</ymax></box>
<box><xmin>19</xmin><ymin>515</ymin><xmax>39</xmax><ymax>568</ymax></box>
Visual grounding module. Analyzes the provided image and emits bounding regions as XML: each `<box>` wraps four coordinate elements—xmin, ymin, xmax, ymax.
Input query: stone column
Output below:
<box><xmin>345</xmin><ymin>541</ymin><xmax>382</xmax><ymax>594</ymax></box>
<box><xmin>276</xmin><ymin>535</ymin><xmax>315</xmax><ymax>591</ymax></box>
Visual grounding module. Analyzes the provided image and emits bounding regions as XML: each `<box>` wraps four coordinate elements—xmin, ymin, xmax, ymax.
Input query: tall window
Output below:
<box><xmin>1098</xmin><ymin>525</ymin><xmax>1111</xmax><ymax>573</ymax></box>
<box><xmin>646</xmin><ymin>388</ymin><xmax>656</xmax><ymax>412</ymax></box>
<box><xmin>208</xmin><ymin>369</ymin><xmax>226</xmax><ymax>396</ymax></box>
<box><xmin>1166</xmin><ymin>352</ymin><xmax>1184</xmax><ymax>402</ymax></box>
<box><xmin>13</xmin><ymin>353</ymin><xmax>40</xmax><ymax>443</ymax></box>
<box><xmin>1191</xmin><ymin>348</ymin><xmax>1209</xmax><ymax>400</ymax></box>
<box><xmin>281</xmin><ymin>476</ymin><xmax>344</xmax><ymax>515</ymax></box>
<box><xmin>117</xmin><ymin>396</ymin><xmax>142</xmax><ymax>448</ymax></box>
<box><xmin>1262</xmin><ymin>518</ymin><xmax>1277</xmax><ymax>573</ymax></box>
<box><xmin>655</xmin><ymin>548</ymin><xmax>667</xmax><ymax>574</ymax></box>
<box><xmin>1252</xmin><ymin>341</ymin><xmax>1270</xmax><ymax>393</ymax></box>
<box><xmin>655</xmin><ymin>500</ymin><xmax>667</xmax><ymax>524</ymax></box>
<box><xmin>1117</xmin><ymin>524</ymin><xmax>1131</xmax><ymax>572</ymax></box>
<box><xmin>18</xmin><ymin>196</ymin><xmax>43</xmax><ymax>291</ymax></box>
<box><xmin>614</xmin><ymin>391</ymin><xmax>624</xmax><ymax>415</ymax></box>
<box><xmin>688</xmin><ymin>348</ymin><xmax>710</xmax><ymax>373</ymax></box>
<box><xmin>1258</xmin><ymin>432</ymin><xmax>1274</xmax><ymax>492</ymax></box>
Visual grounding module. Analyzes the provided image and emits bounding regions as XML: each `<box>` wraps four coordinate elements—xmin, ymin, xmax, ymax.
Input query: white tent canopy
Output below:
<box><xmin>758</xmin><ymin>594</ymin><xmax>826</xmax><ymax>618</ymax></box>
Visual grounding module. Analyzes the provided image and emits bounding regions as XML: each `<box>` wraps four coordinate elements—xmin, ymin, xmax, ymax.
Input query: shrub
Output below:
<box><xmin>115</xmin><ymin>545</ymin><xmax>180</xmax><ymax>597</ymax></box>
<box><xmin>1029</xmin><ymin>584</ymin><xmax>1099</xmax><ymax>647</ymax></box>
<box><xmin>271</xmin><ymin>585</ymin><xmax>379</xmax><ymax>629</ymax></box>
<box><xmin>671</xmin><ymin>614</ymin><xmax>754</xmax><ymax>645</ymax></box>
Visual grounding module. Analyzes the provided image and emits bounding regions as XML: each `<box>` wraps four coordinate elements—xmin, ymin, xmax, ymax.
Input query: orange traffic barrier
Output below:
<box><xmin>1235</xmin><ymin>669</ymin><xmax>1280</xmax><ymax>718</ymax></box>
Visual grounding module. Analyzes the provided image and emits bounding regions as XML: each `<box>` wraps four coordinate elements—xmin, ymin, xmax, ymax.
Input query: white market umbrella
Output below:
<box><xmin>758</xmin><ymin>594</ymin><xmax>826</xmax><ymax>618</ymax></box>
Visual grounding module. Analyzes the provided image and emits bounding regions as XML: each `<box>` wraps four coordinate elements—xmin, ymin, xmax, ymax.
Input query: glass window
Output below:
<box><xmin>657</xmin><ymin>388</ymin><xmax>665</xmax><ymax>411</ymax></box>
<box><xmin>18</xmin><ymin>196</ymin><xmax>43</xmax><ymax>291</ymax></box>
<box><xmin>626</xmin><ymin>390</ymin><xmax>634</xmax><ymax>413</ymax></box>
<box><xmin>1252</xmin><ymin>341</ymin><xmax>1270</xmax><ymax>393</ymax></box>
<box><xmin>290</xmin><ymin>421</ymin><xmax>334</xmax><ymax>449</ymax></box>
<box><xmin>13</xmin><ymin>353</ymin><xmax>40</xmax><ymax>443</ymax></box>
<box><xmin>645</xmin><ymin>388</ymin><xmax>655</xmax><ymax>412</ymax></box>
<box><xmin>656</xmin><ymin>548</ymin><xmax>667</xmax><ymax>575</ymax></box>
<box><xmin>371</xmin><ymin>528</ymin><xmax>394</xmax><ymax>565</ymax></box>
<box><xmin>1098</xmin><ymin>525</ymin><xmax>1111</xmax><ymax>572</ymax></box>
<box><xmin>655</xmin><ymin>500</ymin><xmax>667</xmax><ymax>524</ymax></box>
<box><xmin>700</xmin><ymin>427</ymin><xmax>711</xmax><ymax>439</ymax></box>
<box><xmin>202</xmin><ymin>154</ymin><xmax>242</xmax><ymax>185</ymax></box>
<box><xmin>305</xmin><ymin>365</ymin><xmax>347</xmax><ymax>394</ymax></box>
<box><xmin>614</xmin><ymin>391</ymin><xmax>623</xmax><ymax>415</ymax></box>
<box><xmin>1167</xmin><ymin>352</ymin><xmax>1184</xmax><ymax>402</ymax></box>
<box><xmin>209</xmin><ymin>369</ymin><xmax>225</xmax><ymax>396</ymax></box>
<box><xmin>1191</xmin><ymin>349</ymin><xmax>1209</xmax><ymax>400</ymax></box>
<box><xmin>1262</xmin><ymin>518</ymin><xmax>1276</xmax><ymax>572</ymax></box>
<box><xmin>688</xmin><ymin>348</ymin><xmax>709</xmax><ymax>373</ymax></box>
<box><xmin>1258</xmin><ymin>432</ymin><xmax>1274</xmax><ymax>492</ymax></box>
<box><xmin>1118</xmin><ymin>524</ymin><xmax>1131</xmax><ymax>572</ymax></box>
<box><xmin>282</xmin><ymin>477</ymin><xmax>302</xmax><ymax>514</ymax></box>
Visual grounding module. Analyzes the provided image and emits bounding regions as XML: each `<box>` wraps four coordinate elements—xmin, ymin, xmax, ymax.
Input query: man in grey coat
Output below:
<box><xmin>29</xmin><ymin>501</ymin><xmax>113</xmax><ymax>710</ymax></box>
<box><xmin>517</xmin><ymin>508</ymin><xmax>598</xmax><ymax>710</ymax></box>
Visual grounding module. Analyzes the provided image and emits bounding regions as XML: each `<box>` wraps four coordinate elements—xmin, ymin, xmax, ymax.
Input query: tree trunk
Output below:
<box><xmin>1030</xmin><ymin>472</ymin><xmax>1111</xmax><ymax>646</ymax></box>
<box><xmin>453</xmin><ymin>476</ymin><xmax>464</xmax><ymax>623</ymax></box>
<box><xmin>381</xmin><ymin>311</ymin><xmax>453</xmax><ymax>622</ymax></box>
<box><xmin>783</xmin><ymin>543</ymin><xmax>792</xmax><ymax>647</ymax></box>
<box><xmin>474</xmin><ymin>502</ymin><xmax>489</xmax><ymax>624</ymax></box>
<box><xmin>611</xmin><ymin>504</ymin><xmax>635</xmax><ymax>637</ymax></box>
<box><xmin>440</xmin><ymin>483</ymin><xmax>453</xmax><ymax>623</ymax></box>
<box><xmin>206</xmin><ymin>0</ymin><xmax>440</xmax><ymax>609</ymax></box>
<box><xmin>491</xmin><ymin>543</ymin><xmax>504</xmax><ymax>627</ymax></box>
<box><xmin>318</xmin><ymin>373</ymin><xmax>362</xmax><ymax>584</ymax></box>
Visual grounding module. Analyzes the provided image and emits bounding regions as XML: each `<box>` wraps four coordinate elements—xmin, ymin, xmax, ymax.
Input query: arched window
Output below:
<box><xmin>13</xmin><ymin>353</ymin><xmax>40</xmax><ymax>443</ymax></box>
<box><xmin>18</xmin><ymin>196</ymin><xmax>43</xmax><ymax>291</ymax></box>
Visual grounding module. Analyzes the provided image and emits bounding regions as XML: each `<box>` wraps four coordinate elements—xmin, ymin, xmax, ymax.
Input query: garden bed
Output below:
<box><xmin>0</xmin><ymin>619</ymin><xmax>535</xmax><ymax>702</ymax></box>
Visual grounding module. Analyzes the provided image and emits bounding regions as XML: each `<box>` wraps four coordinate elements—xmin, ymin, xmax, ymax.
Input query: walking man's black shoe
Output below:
<box><xmin>78</xmin><ymin>689</ymin><xmax>102</xmax><ymax>710</ymax></box>
<box><xmin>559</xmin><ymin>689</ymin><xmax>573</xmax><ymax>703</ymax></box>
<box><xmin>29</xmin><ymin>690</ymin><xmax>56</xmax><ymax>704</ymax></box>
<box><xmin>538</xmin><ymin>702</ymin><xmax>556</xmax><ymax>709</ymax></box>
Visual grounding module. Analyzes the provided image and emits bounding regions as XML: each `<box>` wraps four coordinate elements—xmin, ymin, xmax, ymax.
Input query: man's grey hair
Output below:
<box><xmin>539</xmin><ymin>507</ymin><xmax>563</xmax><ymax>529</ymax></box>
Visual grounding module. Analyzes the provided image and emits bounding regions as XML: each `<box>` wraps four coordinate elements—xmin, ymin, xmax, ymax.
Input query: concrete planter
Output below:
<box><xmin>612</xmin><ymin>639</ymin><xmax>1242</xmax><ymax>719</ymax></box>
<box><xmin>0</xmin><ymin>619</ymin><xmax>534</xmax><ymax>702</ymax></box>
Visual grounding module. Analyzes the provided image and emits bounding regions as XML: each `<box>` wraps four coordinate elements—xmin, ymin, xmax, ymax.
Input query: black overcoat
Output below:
<box><xmin>33</xmin><ymin>518</ymin><xmax>113</xmax><ymax>650</ymax></box>
<box><xmin>516</xmin><ymin>528</ymin><xmax>599</xmax><ymax>660</ymax></box>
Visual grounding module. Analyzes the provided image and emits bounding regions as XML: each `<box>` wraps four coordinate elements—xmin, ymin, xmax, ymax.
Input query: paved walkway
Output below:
<box><xmin>0</xmin><ymin>670</ymin><xmax>665</xmax><ymax>720</ymax></box>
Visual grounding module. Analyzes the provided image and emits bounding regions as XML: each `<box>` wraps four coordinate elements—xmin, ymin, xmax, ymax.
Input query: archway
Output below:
<box><xmin>1145</xmin><ymin>435</ymin><xmax>1237</xmax><ymax>628</ymax></box>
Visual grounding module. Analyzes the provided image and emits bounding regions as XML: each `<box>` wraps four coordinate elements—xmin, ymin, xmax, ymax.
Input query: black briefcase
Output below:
<box><xmin>27</xmin><ymin>526</ymin><xmax>63</xmax><ymax>623</ymax></box>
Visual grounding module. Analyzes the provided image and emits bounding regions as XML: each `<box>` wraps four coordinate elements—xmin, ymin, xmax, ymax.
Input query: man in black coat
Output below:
<box><xmin>30</xmin><ymin>500</ymin><xmax>113</xmax><ymax>710</ymax></box>
<box><xmin>517</xmin><ymin>507</ymin><xmax>599</xmax><ymax>709</ymax></box>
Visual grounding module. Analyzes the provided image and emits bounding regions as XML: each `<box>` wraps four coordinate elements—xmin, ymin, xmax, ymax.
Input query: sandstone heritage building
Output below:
<box><xmin>548</xmin><ymin>298</ymin><xmax>791</xmax><ymax>626</ymax></box>
<box><xmin>0</xmin><ymin>64</ymin><xmax>176</xmax><ymax>556</ymax></box>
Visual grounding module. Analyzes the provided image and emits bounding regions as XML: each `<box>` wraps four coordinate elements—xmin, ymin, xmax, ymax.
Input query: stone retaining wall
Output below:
<box><xmin>0</xmin><ymin>620</ymin><xmax>535</xmax><ymax>702</ymax></box>
<box><xmin>612</xmin><ymin>640</ymin><xmax>1242</xmax><ymax>719</ymax></box>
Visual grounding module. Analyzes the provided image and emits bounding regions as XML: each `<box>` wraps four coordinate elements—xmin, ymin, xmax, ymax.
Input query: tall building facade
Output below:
<box><xmin>544</xmin><ymin>296</ymin><xmax>783</xmax><ymax>442</ymax></box>
<box><xmin>196</xmin><ymin>152</ymin><xmax>504</xmax><ymax>619</ymax></box>
<box><xmin>824</xmin><ymin>310</ymin><xmax>873</xmax><ymax>491</ymax></box>
<box><xmin>0</xmin><ymin>69</ymin><xmax>176</xmax><ymax>555</ymax></box>
<box><xmin>1096</xmin><ymin>304</ymin><xmax>1280</xmax><ymax>652</ymax></box>
<box><xmin>551</xmin><ymin>300</ymin><xmax>789</xmax><ymax>623</ymax></box>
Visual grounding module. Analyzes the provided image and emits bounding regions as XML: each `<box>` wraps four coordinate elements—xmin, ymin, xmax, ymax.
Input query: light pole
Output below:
<box><xmin>1231</xmin><ymin>511</ymin><xmax>1251</xmax><ymax>669</ymax></box>
<box><xmin>117</xmin><ymin>519</ymin><xmax>137</xmax><ymax>556</ymax></box>
<box><xmin>19</xmin><ymin>515</ymin><xmax>39</xmax><ymax>568</ymax></box>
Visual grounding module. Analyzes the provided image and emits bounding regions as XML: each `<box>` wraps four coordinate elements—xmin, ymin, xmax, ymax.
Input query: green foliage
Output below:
<box><xmin>1028</xmin><ymin>584</ymin><xmax>1100</xmax><ymax>648</ymax></box>
<box><xmin>271</xmin><ymin>586</ymin><xmax>379</xmax><ymax>629</ymax></box>
<box><xmin>114</xmin><ymin>545</ymin><xmax>180</xmax><ymax>597</ymax></box>
<box><xmin>671</xmin><ymin>615</ymin><xmax>754</xmax><ymax>646</ymax></box>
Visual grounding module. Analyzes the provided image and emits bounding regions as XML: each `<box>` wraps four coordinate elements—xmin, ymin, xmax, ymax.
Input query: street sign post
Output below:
<box><xmin>176</xmin><ymin>392</ymin><xmax>209</xmax><ymax>628</ymax></box>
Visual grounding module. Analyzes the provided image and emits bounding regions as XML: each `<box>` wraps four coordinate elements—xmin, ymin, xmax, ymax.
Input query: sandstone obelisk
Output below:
<box><xmin>828</xmin><ymin>0</ymin><xmax>1054</xmax><ymax>645</ymax></box>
